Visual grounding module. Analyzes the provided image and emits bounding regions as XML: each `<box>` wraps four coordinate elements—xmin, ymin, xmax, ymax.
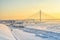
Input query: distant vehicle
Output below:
<box><xmin>13</xmin><ymin>21</ymin><xmax>24</xmax><ymax>28</ymax></box>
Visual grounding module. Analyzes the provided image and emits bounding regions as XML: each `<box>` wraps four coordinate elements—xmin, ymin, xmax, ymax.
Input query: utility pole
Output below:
<box><xmin>40</xmin><ymin>10</ymin><xmax>41</xmax><ymax>22</ymax></box>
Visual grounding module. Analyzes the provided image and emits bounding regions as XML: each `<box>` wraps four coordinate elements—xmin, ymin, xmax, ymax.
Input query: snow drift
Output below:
<box><xmin>0</xmin><ymin>24</ymin><xmax>15</xmax><ymax>40</ymax></box>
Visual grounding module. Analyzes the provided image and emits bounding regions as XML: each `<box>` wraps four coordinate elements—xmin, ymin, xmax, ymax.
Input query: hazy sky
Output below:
<box><xmin>0</xmin><ymin>0</ymin><xmax>60</xmax><ymax>20</ymax></box>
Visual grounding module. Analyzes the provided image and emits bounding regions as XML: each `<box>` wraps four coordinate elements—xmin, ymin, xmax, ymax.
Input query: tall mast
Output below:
<box><xmin>40</xmin><ymin>10</ymin><xmax>41</xmax><ymax>22</ymax></box>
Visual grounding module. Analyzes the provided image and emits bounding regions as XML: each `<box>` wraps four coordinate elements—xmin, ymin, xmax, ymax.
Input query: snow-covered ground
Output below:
<box><xmin>11</xmin><ymin>27</ymin><xmax>60</xmax><ymax>40</ymax></box>
<box><xmin>0</xmin><ymin>21</ymin><xmax>60</xmax><ymax>40</ymax></box>
<box><xmin>0</xmin><ymin>24</ymin><xmax>16</xmax><ymax>40</ymax></box>
<box><xmin>11</xmin><ymin>22</ymin><xmax>60</xmax><ymax>40</ymax></box>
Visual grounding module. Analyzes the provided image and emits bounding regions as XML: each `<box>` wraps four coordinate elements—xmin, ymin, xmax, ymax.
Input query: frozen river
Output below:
<box><xmin>10</xmin><ymin>22</ymin><xmax>60</xmax><ymax>40</ymax></box>
<box><xmin>11</xmin><ymin>27</ymin><xmax>60</xmax><ymax>40</ymax></box>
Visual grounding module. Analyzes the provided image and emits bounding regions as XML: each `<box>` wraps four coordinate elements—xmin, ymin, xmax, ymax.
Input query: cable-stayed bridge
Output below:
<box><xmin>24</xmin><ymin>10</ymin><xmax>60</xmax><ymax>23</ymax></box>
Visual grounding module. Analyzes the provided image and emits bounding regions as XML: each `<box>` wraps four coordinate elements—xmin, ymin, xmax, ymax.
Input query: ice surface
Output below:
<box><xmin>12</xmin><ymin>29</ymin><xmax>44</xmax><ymax>40</ymax></box>
<box><xmin>25</xmin><ymin>22</ymin><xmax>60</xmax><ymax>33</ymax></box>
<box><xmin>11</xmin><ymin>27</ymin><xmax>60</xmax><ymax>40</ymax></box>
